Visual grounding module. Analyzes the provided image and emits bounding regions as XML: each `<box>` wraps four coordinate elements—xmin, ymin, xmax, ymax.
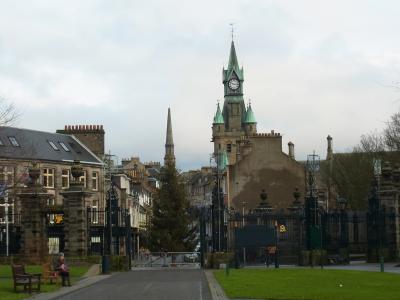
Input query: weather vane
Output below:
<box><xmin>229</xmin><ymin>23</ymin><xmax>235</xmax><ymax>41</ymax></box>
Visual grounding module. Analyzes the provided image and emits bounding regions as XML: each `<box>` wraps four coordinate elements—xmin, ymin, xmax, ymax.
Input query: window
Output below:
<box><xmin>0</xmin><ymin>201</ymin><xmax>13</xmax><ymax>224</ymax></box>
<box><xmin>61</xmin><ymin>169</ymin><xmax>70</xmax><ymax>189</ymax></box>
<box><xmin>43</xmin><ymin>168</ymin><xmax>55</xmax><ymax>188</ymax></box>
<box><xmin>91</xmin><ymin>236</ymin><xmax>101</xmax><ymax>243</ymax></box>
<box><xmin>92</xmin><ymin>171</ymin><xmax>98</xmax><ymax>191</ymax></box>
<box><xmin>79</xmin><ymin>171</ymin><xmax>87</xmax><ymax>187</ymax></box>
<box><xmin>47</xmin><ymin>198</ymin><xmax>55</xmax><ymax>206</ymax></box>
<box><xmin>59</xmin><ymin>142</ymin><xmax>70</xmax><ymax>152</ymax></box>
<box><xmin>8</xmin><ymin>136</ymin><xmax>19</xmax><ymax>147</ymax></box>
<box><xmin>0</xmin><ymin>166</ymin><xmax>14</xmax><ymax>186</ymax></box>
<box><xmin>92</xmin><ymin>200</ymin><xmax>99</xmax><ymax>224</ymax></box>
<box><xmin>227</xmin><ymin>143</ymin><xmax>232</xmax><ymax>153</ymax></box>
<box><xmin>48</xmin><ymin>141</ymin><xmax>59</xmax><ymax>151</ymax></box>
<box><xmin>48</xmin><ymin>237</ymin><xmax>59</xmax><ymax>254</ymax></box>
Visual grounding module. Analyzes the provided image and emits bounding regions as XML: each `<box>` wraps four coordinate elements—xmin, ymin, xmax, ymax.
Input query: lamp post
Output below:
<box><xmin>373</xmin><ymin>159</ymin><xmax>384</xmax><ymax>272</ymax></box>
<box><xmin>0</xmin><ymin>186</ymin><xmax>11</xmax><ymax>256</ymax></box>
<box><xmin>241</xmin><ymin>200</ymin><xmax>247</xmax><ymax>227</ymax></box>
<box><xmin>274</xmin><ymin>220</ymin><xmax>279</xmax><ymax>268</ymax></box>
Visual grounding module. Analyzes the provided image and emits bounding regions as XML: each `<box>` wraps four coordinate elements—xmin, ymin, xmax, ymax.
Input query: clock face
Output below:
<box><xmin>228</xmin><ymin>78</ymin><xmax>240</xmax><ymax>90</ymax></box>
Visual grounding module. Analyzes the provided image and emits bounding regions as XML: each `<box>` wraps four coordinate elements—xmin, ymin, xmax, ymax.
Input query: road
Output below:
<box><xmin>57</xmin><ymin>269</ymin><xmax>212</xmax><ymax>300</ymax></box>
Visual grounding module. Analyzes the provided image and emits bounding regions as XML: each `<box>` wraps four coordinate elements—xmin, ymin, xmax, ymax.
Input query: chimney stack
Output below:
<box><xmin>288</xmin><ymin>141</ymin><xmax>295</xmax><ymax>159</ymax></box>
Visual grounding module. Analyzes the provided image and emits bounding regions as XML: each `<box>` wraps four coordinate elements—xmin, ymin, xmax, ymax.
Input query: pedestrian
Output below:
<box><xmin>265</xmin><ymin>246</ymin><xmax>276</xmax><ymax>267</ymax></box>
<box><xmin>56</xmin><ymin>253</ymin><xmax>71</xmax><ymax>287</ymax></box>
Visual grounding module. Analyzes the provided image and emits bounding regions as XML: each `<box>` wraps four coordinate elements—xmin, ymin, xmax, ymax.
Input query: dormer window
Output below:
<box><xmin>59</xmin><ymin>142</ymin><xmax>70</xmax><ymax>152</ymax></box>
<box><xmin>48</xmin><ymin>141</ymin><xmax>59</xmax><ymax>151</ymax></box>
<box><xmin>8</xmin><ymin>136</ymin><xmax>19</xmax><ymax>147</ymax></box>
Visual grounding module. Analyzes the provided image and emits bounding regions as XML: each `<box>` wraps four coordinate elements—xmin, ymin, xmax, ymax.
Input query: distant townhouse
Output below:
<box><xmin>0</xmin><ymin>125</ymin><xmax>104</xmax><ymax>255</ymax></box>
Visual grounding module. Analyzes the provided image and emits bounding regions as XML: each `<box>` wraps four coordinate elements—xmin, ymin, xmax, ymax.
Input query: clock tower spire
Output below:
<box><xmin>222</xmin><ymin>40</ymin><xmax>246</xmax><ymax>131</ymax></box>
<box><xmin>164</xmin><ymin>107</ymin><xmax>175</xmax><ymax>166</ymax></box>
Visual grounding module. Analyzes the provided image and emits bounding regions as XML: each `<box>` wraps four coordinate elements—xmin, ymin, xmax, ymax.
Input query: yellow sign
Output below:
<box><xmin>54</xmin><ymin>214</ymin><xmax>64</xmax><ymax>224</ymax></box>
<box><xmin>279</xmin><ymin>224</ymin><xmax>286</xmax><ymax>233</ymax></box>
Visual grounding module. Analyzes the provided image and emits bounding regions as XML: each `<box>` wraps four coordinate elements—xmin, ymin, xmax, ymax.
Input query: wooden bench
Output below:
<box><xmin>42</xmin><ymin>262</ymin><xmax>60</xmax><ymax>285</ymax></box>
<box><xmin>12</xmin><ymin>264</ymin><xmax>41</xmax><ymax>293</ymax></box>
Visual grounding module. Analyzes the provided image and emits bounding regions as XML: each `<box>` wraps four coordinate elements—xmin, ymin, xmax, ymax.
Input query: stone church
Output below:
<box><xmin>212</xmin><ymin>41</ymin><xmax>306</xmax><ymax>212</ymax></box>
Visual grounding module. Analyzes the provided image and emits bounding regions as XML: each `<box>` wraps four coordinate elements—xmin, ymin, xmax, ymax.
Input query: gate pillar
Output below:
<box><xmin>60</xmin><ymin>161</ymin><xmax>92</xmax><ymax>257</ymax></box>
<box><xmin>18</xmin><ymin>163</ymin><xmax>52</xmax><ymax>263</ymax></box>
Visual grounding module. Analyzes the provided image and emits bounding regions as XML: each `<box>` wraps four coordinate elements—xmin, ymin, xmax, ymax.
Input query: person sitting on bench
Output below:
<box><xmin>56</xmin><ymin>253</ymin><xmax>71</xmax><ymax>287</ymax></box>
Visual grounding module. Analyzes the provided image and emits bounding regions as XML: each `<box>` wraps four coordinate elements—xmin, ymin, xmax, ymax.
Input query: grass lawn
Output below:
<box><xmin>214</xmin><ymin>268</ymin><xmax>400</xmax><ymax>300</ymax></box>
<box><xmin>0</xmin><ymin>265</ymin><xmax>90</xmax><ymax>300</ymax></box>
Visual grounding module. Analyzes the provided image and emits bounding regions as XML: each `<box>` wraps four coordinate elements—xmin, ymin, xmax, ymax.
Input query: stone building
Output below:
<box><xmin>118</xmin><ymin>156</ymin><xmax>160</xmax><ymax>252</ymax></box>
<box><xmin>0</xmin><ymin>126</ymin><xmax>104</xmax><ymax>256</ymax></box>
<box><xmin>184</xmin><ymin>167</ymin><xmax>214</xmax><ymax>207</ymax></box>
<box><xmin>211</xmin><ymin>41</ymin><xmax>306</xmax><ymax>211</ymax></box>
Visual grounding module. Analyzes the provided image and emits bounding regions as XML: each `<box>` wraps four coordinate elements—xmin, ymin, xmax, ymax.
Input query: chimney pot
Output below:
<box><xmin>288</xmin><ymin>142</ymin><xmax>295</xmax><ymax>159</ymax></box>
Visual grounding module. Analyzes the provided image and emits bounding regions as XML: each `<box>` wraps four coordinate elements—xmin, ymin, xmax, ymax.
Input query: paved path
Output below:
<box><xmin>56</xmin><ymin>269</ymin><xmax>212</xmax><ymax>300</ymax></box>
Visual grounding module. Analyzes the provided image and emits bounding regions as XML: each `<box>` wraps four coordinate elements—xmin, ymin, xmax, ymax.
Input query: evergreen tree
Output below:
<box><xmin>149</xmin><ymin>163</ymin><xmax>197</xmax><ymax>252</ymax></box>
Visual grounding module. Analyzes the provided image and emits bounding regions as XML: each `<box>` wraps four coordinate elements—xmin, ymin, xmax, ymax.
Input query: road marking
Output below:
<box><xmin>199</xmin><ymin>281</ymin><xmax>203</xmax><ymax>300</ymax></box>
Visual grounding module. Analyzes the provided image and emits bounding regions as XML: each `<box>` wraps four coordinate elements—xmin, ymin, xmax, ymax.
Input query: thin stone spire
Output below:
<box><xmin>164</xmin><ymin>107</ymin><xmax>175</xmax><ymax>166</ymax></box>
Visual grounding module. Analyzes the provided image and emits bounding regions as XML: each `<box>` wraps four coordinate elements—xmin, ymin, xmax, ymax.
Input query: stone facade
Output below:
<box><xmin>18</xmin><ymin>165</ymin><xmax>51</xmax><ymax>262</ymax></box>
<box><xmin>184</xmin><ymin>167</ymin><xmax>214</xmax><ymax>207</ymax></box>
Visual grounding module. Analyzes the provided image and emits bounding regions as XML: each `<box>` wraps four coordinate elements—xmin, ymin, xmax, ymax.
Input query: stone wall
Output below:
<box><xmin>229</xmin><ymin>135</ymin><xmax>306</xmax><ymax>211</ymax></box>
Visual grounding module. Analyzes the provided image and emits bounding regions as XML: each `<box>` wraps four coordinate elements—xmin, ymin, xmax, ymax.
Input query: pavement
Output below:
<box><xmin>205</xmin><ymin>270</ymin><xmax>229</xmax><ymax>300</ymax></box>
<box><xmin>28</xmin><ymin>264</ymin><xmax>112</xmax><ymax>300</ymax></box>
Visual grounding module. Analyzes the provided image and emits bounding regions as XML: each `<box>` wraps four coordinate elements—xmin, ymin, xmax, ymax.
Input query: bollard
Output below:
<box><xmin>225</xmin><ymin>262</ymin><xmax>230</xmax><ymax>276</ymax></box>
<box><xmin>102</xmin><ymin>255</ymin><xmax>110</xmax><ymax>274</ymax></box>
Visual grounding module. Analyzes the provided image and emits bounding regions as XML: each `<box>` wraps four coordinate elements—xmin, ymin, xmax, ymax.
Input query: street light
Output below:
<box><xmin>373</xmin><ymin>159</ymin><xmax>384</xmax><ymax>272</ymax></box>
<box><xmin>0</xmin><ymin>185</ymin><xmax>11</xmax><ymax>256</ymax></box>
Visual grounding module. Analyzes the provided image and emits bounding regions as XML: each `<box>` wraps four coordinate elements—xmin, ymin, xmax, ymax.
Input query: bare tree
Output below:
<box><xmin>354</xmin><ymin>130</ymin><xmax>386</xmax><ymax>153</ymax></box>
<box><xmin>384</xmin><ymin>111</ymin><xmax>400</xmax><ymax>151</ymax></box>
<box><xmin>0</xmin><ymin>97</ymin><xmax>20</xmax><ymax>126</ymax></box>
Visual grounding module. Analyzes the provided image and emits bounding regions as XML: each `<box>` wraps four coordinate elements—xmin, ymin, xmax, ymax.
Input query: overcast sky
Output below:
<box><xmin>1</xmin><ymin>1</ymin><xmax>400</xmax><ymax>170</ymax></box>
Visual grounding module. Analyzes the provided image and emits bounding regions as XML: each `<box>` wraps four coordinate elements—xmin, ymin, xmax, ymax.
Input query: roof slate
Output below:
<box><xmin>0</xmin><ymin>126</ymin><xmax>103</xmax><ymax>165</ymax></box>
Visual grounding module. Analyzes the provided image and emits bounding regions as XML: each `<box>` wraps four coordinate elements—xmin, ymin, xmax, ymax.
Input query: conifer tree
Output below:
<box><xmin>149</xmin><ymin>163</ymin><xmax>197</xmax><ymax>252</ymax></box>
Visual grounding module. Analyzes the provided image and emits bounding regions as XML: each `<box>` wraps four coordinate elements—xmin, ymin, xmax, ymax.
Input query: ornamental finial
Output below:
<box><xmin>229</xmin><ymin>23</ymin><xmax>235</xmax><ymax>41</ymax></box>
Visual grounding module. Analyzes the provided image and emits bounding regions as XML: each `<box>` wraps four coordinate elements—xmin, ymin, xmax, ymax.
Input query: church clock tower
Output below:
<box><xmin>222</xmin><ymin>41</ymin><xmax>246</xmax><ymax>132</ymax></box>
<box><xmin>212</xmin><ymin>40</ymin><xmax>256</xmax><ymax>166</ymax></box>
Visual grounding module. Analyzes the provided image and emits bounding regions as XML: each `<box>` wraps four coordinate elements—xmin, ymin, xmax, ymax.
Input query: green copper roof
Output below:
<box><xmin>223</xmin><ymin>41</ymin><xmax>244</xmax><ymax>82</ymax></box>
<box><xmin>228</xmin><ymin>41</ymin><xmax>239</xmax><ymax>71</ymax></box>
<box><xmin>213</xmin><ymin>103</ymin><xmax>224</xmax><ymax>124</ymax></box>
<box><xmin>217</xmin><ymin>150</ymin><xmax>229</xmax><ymax>171</ymax></box>
<box><xmin>245</xmin><ymin>103</ymin><xmax>256</xmax><ymax>124</ymax></box>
